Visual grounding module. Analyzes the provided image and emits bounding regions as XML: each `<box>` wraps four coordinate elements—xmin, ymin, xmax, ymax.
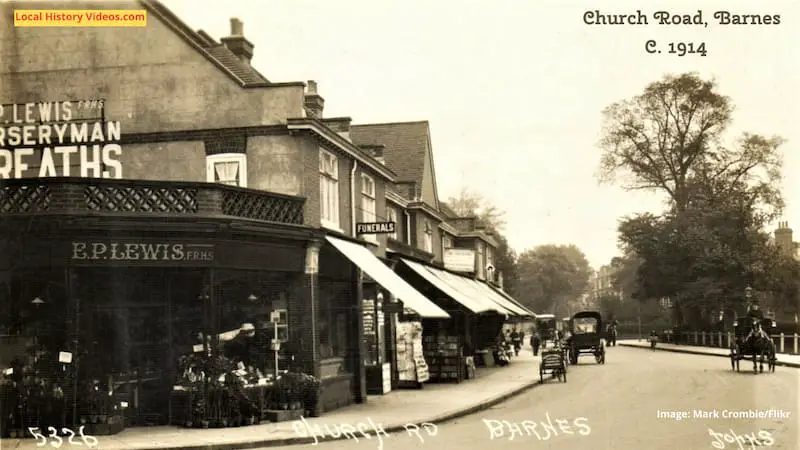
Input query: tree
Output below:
<box><xmin>446</xmin><ymin>187</ymin><xmax>516</xmax><ymax>294</ymax></box>
<box><xmin>515</xmin><ymin>244</ymin><xmax>592</xmax><ymax>315</ymax></box>
<box><xmin>598</xmin><ymin>72</ymin><xmax>783</xmax><ymax>217</ymax></box>
<box><xmin>600</xmin><ymin>72</ymin><xmax>788</xmax><ymax>328</ymax></box>
<box><xmin>446</xmin><ymin>187</ymin><xmax>506</xmax><ymax>231</ymax></box>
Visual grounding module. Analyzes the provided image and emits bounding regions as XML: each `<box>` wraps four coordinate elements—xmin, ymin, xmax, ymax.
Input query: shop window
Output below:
<box><xmin>318</xmin><ymin>283</ymin><xmax>348</xmax><ymax>360</ymax></box>
<box><xmin>206</xmin><ymin>153</ymin><xmax>247</xmax><ymax>187</ymax></box>
<box><xmin>319</xmin><ymin>148</ymin><xmax>340</xmax><ymax>230</ymax></box>
<box><xmin>361</xmin><ymin>174</ymin><xmax>377</xmax><ymax>243</ymax></box>
<box><xmin>386</xmin><ymin>207</ymin><xmax>398</xmax><ymax>240</ymax></box>
<box><xmin>423</xmin><ymin>219</ymin><xmax>433</xmax><ymax>253</ymax></box>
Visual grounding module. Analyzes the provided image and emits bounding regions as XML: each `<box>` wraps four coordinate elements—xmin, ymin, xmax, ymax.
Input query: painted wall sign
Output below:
<box><xmin>356</xmin><ymin>221</ymin><xmax>396</xmax><ymax>234</ymax></box>
<box><xmin>71</xmin><ymin>241</ymin><xmax>214</xmax><ymax>263</ymax></box>
<box><xmin>0</xmin><ymin>100</ymin><xmax>123</xmax><ymax>179</ymax></box>
<box><xmin>443</xmin><ymin>248</ymin><xmax>476</xmax><ymax>273</ymax></box>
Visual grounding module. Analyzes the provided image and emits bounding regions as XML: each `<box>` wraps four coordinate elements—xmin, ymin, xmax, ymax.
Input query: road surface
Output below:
<box><xmin>284</xmin><ymin>346</ymin><xmax>799</xmax><ymax>450</ymax></box>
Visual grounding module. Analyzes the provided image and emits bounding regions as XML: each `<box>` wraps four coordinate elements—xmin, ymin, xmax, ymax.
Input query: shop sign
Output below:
<box><xmin>0</xmin><ymin>100</ymin><xmax>124</xmax><ymax>179</ymax></box>
<box><xmin>356</xmin><ymin>221</ymin><xmax>396</xmax><ymax>234</ymax></box>
<box><xmin>71</xmin><ymin>241</ymin><xmax>215</xmax><ymax>264</ymax></box>
<box><xmin>444</xmin><ymin>248</ymin><xmax>476</xmax><ymax>273</ymax></box>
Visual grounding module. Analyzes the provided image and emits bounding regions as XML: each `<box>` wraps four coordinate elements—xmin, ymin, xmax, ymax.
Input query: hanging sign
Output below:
<box><xmin>356</xmin><ymin>222</ymin><xmax>396</xmax><ymax>234</ymax></box>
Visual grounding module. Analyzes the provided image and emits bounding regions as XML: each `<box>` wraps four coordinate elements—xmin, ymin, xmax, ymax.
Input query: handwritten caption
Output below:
<box><xmin>28</xmin><ymin>426</ymin><xmax>98</xmax><ymax>448</ymax></box>
<box><xmin>582</xmin><ymin>10</ymin><xmax>783</xmax><ymax>57</ymax></box>
<box><xmin>709</xmin><ymin>428</ymin><xmax>774</xmax><ymax>449</ymax></box>
<box><xmin>292</xmin><ymin>417</ymin><xmax>438</xmax><ymax>449</ymax></box>
<box><xmin>483</xmin><ymin>414</ymin><xmax>591</xmax><ymax>441</ymax></box>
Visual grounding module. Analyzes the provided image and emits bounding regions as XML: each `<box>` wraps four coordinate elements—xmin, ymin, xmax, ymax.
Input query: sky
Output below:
<box><xmin>164</xmin><ymin>0</ymin><xmax>799</xmax><ymax>269</ymax></box>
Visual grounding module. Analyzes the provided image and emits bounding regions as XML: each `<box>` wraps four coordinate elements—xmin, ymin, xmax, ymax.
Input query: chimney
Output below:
<box><xmin>775</xmin><ymin>221</ymin><xmax>793</xmax><ymax>256</ymax></box>
<box><xmin>304</xmin><ymin>80</ymin><xmax>325</xmax><ymax>118</ymax></box>
<box><xmin>220</xmin><ymin>18</ymin><xmax>254</xmax><ymax>63</ymax></box>
<box><xmin>359</xmin><ymin>144</ymin><xmax>386</xmax><ymax>165</ymax></box>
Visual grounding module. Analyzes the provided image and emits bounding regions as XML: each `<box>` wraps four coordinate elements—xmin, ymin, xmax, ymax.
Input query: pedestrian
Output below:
<box><xmin>511</xmin><ymin>329</ymin><xmax>521</xmax><ymax>356</ymax></box>
<box><xmin>531</xmin><ymin>331</ymin><xmax>541</xmax><ymax>356</ymax></box>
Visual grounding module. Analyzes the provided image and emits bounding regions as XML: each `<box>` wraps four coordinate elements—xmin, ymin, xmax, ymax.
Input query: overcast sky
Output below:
<box><xmin>164</xmin><ymin>0</ymin><xmax>799</xmax><ymax>269</ymax></box>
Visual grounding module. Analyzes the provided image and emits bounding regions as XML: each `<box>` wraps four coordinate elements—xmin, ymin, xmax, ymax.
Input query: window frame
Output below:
<box><xmin>319</xmin><ymin>148</ymin><xmax>341</xmax><ymax>231</ymax></box>
<box><xmin>206</xmin><ymin>153</ymin><xmax>247</xmax><ymax>188</ymax></box>
<box><xmin>386</xmin><ymin>207</ymin><xmax>398</xmax><ymax>241</ymax></box>
<box><xmin>423</xmin><ymin>219</ymin><xmax>433</xmax><ymax>253</ymax></box>
<box><xmin>360</xmin><ymin>174</ymin><xmax>377</xmax><ymax>243</ymax></box>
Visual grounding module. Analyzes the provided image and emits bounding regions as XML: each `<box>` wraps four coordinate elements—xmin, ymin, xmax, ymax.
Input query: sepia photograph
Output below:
<box><xmin>0</xmin><ymin>0</ymin><xmax>798</xmax><ymax>449</ymax></box>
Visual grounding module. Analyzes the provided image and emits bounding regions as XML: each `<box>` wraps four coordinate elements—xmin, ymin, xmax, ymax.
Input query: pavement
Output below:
<box><xmin>0</xmin><ymin>346</ymin><xmax>546</xmax><ymax>450</ymax></box>
<box><xmin>287</xmin><ymin>345</ymin><xmax>800</xmax><ymax>450</ymax></box>
<box><xmin>618</xmin><ymin>339</ymin><xmax>800</xmax><ymax>368</ymax></box>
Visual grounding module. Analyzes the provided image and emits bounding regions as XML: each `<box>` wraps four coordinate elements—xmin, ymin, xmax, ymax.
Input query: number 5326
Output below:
<box><xmin>27</xmin><ymin>427</ymin><xmax>98</xmax><ymax>448</ymax></box>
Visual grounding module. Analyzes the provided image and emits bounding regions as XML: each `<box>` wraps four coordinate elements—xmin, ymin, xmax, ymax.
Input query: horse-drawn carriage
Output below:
<box><xmin>535</xmin><ymin>314</ymin><xmax>557</xmax><ymax>347</ymax></box>
<box><xmin>566</xmin><ymin>311</ymin><xmax>606</xmax><ymax>365</ymax></box>
<box><xmin>730</xmin><ymin>315</ymin><xmax>777</xmax><ymax>373</ymax></box>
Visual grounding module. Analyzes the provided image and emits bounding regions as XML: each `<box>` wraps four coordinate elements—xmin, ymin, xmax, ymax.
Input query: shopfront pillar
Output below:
<box><xmin>296</xmin><ymin>240</ymin><xmax>322</xmax><ymax>379</ymax></box>
<box><xmin>353</xmin><ymin>267</ymin><xmax>367</xmax><ymax>403</ymax></box>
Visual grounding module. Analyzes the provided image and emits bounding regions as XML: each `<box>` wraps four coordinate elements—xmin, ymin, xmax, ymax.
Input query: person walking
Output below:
<box><xmin>531</xmin><ymin>331</ymin><xmax>541</xmax><ymax>356</ymax></box>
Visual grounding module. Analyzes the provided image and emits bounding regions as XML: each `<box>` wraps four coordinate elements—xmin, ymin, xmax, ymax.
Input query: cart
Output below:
<box><xmin>567</xmin><ymin>311</ymin><xmax>605</xmax><ymax>365</ymax></box>
<box><xmin>539</xmin><ymin>347</ymin><xmax>567</xmax><ymax>383</ymax></box>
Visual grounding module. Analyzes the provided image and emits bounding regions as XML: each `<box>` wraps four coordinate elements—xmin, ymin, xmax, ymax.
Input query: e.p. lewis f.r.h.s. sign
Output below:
<box><xmin>356</xmin><ymin>221</ymin><xmax>396</xmax><ymax>234</ymax></box>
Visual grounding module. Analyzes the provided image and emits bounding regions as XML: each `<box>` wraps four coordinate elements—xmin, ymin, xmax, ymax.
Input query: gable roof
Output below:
<box><xmin>350</xmin><ymin>121</ymin><xmax>441</xmax><ymax>207</ymax></box>
<box><xmin>141</xmin><ymin>0</ymin><xmax>271</xmax><ymax>87</ymax></box>
<box><xmin>438</xmin><ymin>201</ymin><xmax>460</xmax><ymax>219</ymax></box>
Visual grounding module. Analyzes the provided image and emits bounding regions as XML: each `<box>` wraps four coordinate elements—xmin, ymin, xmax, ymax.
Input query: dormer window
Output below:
<box><xmin>206</xmin><ymin>153</ymin><xmax>247</xmax><ymax>187</ymax></box>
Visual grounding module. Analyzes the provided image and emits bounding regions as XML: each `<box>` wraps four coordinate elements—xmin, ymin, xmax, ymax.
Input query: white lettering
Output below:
<box><xmin>0</xmin><ymin>149</ymin><xmax>11</xmax><ymax>178</ymax></box>
<box><xmin>484</xmin><ymin>416</ymin><xmax>591</xmax><ymax>441</ymax></box>
<box><xmin>79</xmin><ymin>144</ymin><xmax>102</xmax><ymax>177</ymax></box>
<box><xmin>13</xmin><ymin>148</ymin><xmax>33</xmax><ymax>178</ymax></box>
<box><xmin>70</xmin><ymin>123</ymin><xmax>88</xmax><ymax>143</ymax></box>
<box><xmin>39</xmin><ymin>148</ymin><xmax>57</xmax><ymax>177</ymax></box>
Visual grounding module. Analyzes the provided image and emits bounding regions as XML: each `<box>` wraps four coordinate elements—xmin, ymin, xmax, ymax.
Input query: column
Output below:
<box><xmin>352</xmin><ymin>266</ymin><xmax>367</xmax><ymax>403</ymax></box>
<box><xmin>294</xmin><ymin>240</ymin><xmax>322</xmax><ymax>379</ymax></box>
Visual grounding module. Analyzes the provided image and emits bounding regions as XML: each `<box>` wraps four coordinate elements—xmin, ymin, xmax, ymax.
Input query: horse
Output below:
<box><xmin>742</xmin><ymin>333</ymin><xmax>776</xmax><ymax>374</ymax></box>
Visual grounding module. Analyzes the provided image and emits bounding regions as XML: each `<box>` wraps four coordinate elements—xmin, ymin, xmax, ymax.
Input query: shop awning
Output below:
<box><xmin>400</xmin><ymin>259</ymin><xmax>496</xmax><ymax>314</ymax></box>
<box><xmin>325</xmin><ymin>237</ymin><xmax>450</xmax><ymax>319</ymax></box>
<box><xmin>493</xmin><ymin>288</ymin><xmax>537</xmax><ymax>317</ymax></box>
<box><xmin>470</xmin><ymin>281</ymin><xmax>533</xmax><ymax>316</ymax></box>
<box><xmin>429</xmin><ymin>268</ymin><xmax>517</xmax><ymax>316</ymax></box>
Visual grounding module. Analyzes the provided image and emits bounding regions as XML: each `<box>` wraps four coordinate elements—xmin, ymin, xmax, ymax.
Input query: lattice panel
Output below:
<box><xmin>85</xmin><ymin>185</ymin><xmax>198</xmax><ymax>213</ymax></box>
<box><xmin>0</xmin><ymin>184</ymin><xmax>52</xmax><ymax>213</ymax></box>
<box><xmin>221</xmin><ymin>191</ymin><xmax>304</xmax><ymax>224</ymax></box>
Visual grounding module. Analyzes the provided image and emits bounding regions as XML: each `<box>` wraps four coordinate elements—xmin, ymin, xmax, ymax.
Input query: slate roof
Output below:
<box><xmin>438</xmin><ymin>201</ymin><xmax>460</xmax><ymax>219</ymax></box>
<box><xmin>142</xmin><ymin>0</ymin><xmax>270</xmax><ymax>86</ymax></box>
<box><xmin>350</xmin><ymin>121</ymin><xmax>430</xmax><ymax>187</ymax></box>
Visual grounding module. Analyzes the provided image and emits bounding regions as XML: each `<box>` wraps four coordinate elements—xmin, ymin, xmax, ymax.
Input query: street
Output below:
<box><xmin>284</xmin><ymin>346</ymin><xmax>799</xmax><ymax>450</ymax></box>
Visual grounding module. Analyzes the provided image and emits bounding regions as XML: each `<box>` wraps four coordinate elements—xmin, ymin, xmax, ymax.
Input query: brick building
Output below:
<box><xmin>0</xmin><ymin>0</ymin><xmax>531</xmax><ymax>434</ymax></box>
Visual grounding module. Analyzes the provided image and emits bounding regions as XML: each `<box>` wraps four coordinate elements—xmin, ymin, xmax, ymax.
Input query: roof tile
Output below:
<box><xmin>350</xmin><ymin>121</ymin><xmax>430</xmax><ymax>187</ymax></box>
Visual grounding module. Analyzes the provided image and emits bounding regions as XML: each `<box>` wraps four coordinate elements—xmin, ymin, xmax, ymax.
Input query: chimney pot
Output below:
<box><xmin>307</xmin><ymin>80</ymin><xmax>318</xmax><ymax>95</ymax></box>
<box><xmin>231</xmin><ymin>18</ymin><xmax>243</xmax><ymax>36</ymax></box>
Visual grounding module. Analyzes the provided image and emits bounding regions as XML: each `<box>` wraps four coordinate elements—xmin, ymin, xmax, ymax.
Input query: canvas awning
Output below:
<box><xmin>400</xmin><ymin>259</ymin><xmax>495</xmax><ymax>314</ymax></box>
<box><xmin>325</xmin><ymin>237</ymin><xmax>450</xmax><ymax>318</ymax></box>
<box><xmin>469</xmin><ymin>280</ymin><xmax>532</xmax><ymax>316</ymax></box>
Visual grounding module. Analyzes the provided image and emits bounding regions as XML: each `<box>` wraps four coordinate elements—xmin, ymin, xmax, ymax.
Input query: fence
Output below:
<box><xmin>654</xmin><ymin>331</ymin><xmax>800</xmax><ymax>355</ymax></box>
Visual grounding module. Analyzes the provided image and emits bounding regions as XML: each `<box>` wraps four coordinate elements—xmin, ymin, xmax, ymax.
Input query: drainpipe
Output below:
<box><xmin>350</xmin><ymin>160</ymin><xmax>358</xmax><ymax>236</ymax></box>
<box><xmin>404</xmin><ymin>210</ymin><xmax>412</xmax><ymax>245</ymax></box>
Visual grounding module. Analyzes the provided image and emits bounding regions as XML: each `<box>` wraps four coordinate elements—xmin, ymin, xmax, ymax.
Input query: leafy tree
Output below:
<box><xmin>445</xmin><ymin>188</ymin><xmax>516</xmax><ymax>294</ymax></box>
<box><xmin>515</xmin><ymin>244</ymin><xmax>592</xmax><ymax>316</ymax></box>
<box><xmin>598</xmin><ymin>72</ymin><xmax>783</xmax><ymax>218</ymax></box>
<box><xmin>600</xmin><ymin>72</ymin><xmax>788</xmax><ymax>328</ymax></box>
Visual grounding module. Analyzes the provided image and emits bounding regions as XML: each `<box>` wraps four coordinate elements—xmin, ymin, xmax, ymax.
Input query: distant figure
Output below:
<box><xmin>531</xmin><ymin>332</ymin><xmax>541</xmax><ymax>356</ymax></box>
<box><xmin>747</xmin><ymin>303</ymin><xmax>765</xmax><ymax>320</ymax></box>
<box><xmin>510</xmin><ymin>329</ymin><xmax>521</xmax><ymax>356</ymax></box>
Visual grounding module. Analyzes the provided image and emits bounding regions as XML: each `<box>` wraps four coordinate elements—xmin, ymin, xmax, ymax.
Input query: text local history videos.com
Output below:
<box><xmin>0</xmin><ymin>101</ymin><xmax>123</xmax><ymax>179</ymax></box>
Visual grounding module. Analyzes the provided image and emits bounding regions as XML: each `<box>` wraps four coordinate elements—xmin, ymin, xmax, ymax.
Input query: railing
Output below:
<box><xmin>650</xmin><ymin>331</ymin><xmax>800</xmax><ymax>355</ymax></box>
<box><xmin>0</xmin><ymin>177</ymin><xmax>305</xmax><ymax>224</ymax></box>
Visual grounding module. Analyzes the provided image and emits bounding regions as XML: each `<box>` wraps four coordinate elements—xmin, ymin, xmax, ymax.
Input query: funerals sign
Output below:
<box><xmin>356</xmin><ymin>221</ymin><xmax>396</xmax><ymax>234</ymax></box>
<box><xmin>0</xmin><ymin>100</ymin><xmax>123</xmax><ymax>179</ymax></box>
<box><xmin>70</xmin><ymin>241</ymin><xmax>215</xmax><ymax>266</ymax></box>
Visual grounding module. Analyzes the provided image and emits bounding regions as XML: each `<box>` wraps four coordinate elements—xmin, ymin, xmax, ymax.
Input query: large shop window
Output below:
<box><xmin>207</xmin><ymin>153</ymin><xmax>248</xmax><ymax>187</ymax></box>
<box><xmin>386</xmin><ymin>207</ymin><xmax>398</xmax><ymax>240</ymax></box>
<box><xmin>319</xmin><ymin>148</ymin><xmax>340</xmax><ymax>230</ymax></box>
<box><xmin>423</xmin><ymin>219</ymin><xmax>433</xmax><ymax>253</ymax></box>
<box><xmin>361</xmin><ymin>174</ymin><xmax>377</xmax><ymax>243</ymax></box>
<box><xmin>318</xmin><ymin>280</ymin><xmax>350</xmax><ymax>360</ymax></box>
